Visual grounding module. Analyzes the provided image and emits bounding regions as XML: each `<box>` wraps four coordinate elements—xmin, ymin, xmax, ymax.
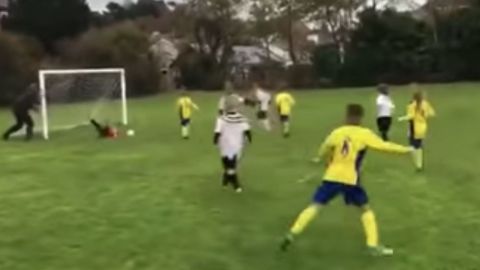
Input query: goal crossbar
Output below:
<box><xmin>38</xmin><ymin>68</ymin><xmax>128</xmax><ymax>140</ymax></box>
<box><xmin>40</xmin><ymin>68</ymin><xmax>125</xmax><ymax>76</ymax></box>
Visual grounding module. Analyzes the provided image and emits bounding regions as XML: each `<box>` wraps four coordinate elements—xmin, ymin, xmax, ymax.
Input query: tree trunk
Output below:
<box><xmin>287</xmin><ymin>4</ymin><xmax>297</xmax><ymax>64</ymax></box>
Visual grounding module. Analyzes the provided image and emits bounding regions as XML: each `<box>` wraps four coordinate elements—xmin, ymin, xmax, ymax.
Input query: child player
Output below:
<box><xmin>280</xmin><ymin>104</ymin><xmax>413</xmax><ymax>256</ymax></box>
<box><xmin>218</xmin><ymin>81</ymin><xmax>245</xmax><ymax>115</ymax></box>
<box><xmin>213</xmin><ymin>96</ymin><xmax>252</xmax><ymax>193</ymax></box>
<box><xmin>398</xmin><ymin>87</ymin><xmax>435</xmax><ymax>171</ymax></box>
<box><xmin>253</xmin><ymin>83</ymin><xmax>272</xmax><ymax>131</ymax></box>
<box><xmin>176</xmin><ymin>91</ymin><xmax>199</xmax><ymax>140</ymax></box>
<box><xmin>90</xmin><ymin>119</ymin><xmax>118</xmax><ymax>139</ymax></box>
<box><xmin>3</xmin><ymin>83</ymin><xmax>39</xmax><ymax>141</ymax></box>
<box><xmin>275</xmin><ymin>88</ymin><xmax>296</xmax><ymax>138</ymax></box>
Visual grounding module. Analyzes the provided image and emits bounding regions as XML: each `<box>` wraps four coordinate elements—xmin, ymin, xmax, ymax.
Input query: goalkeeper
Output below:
<box><xmin>3</xmin><ymin>83</ymin><xmax>39</xmax><ymax>141</ymax></box>
<box><xmin>90</xmin><ymin>119</ymin><xmax>118</xmax><ymax>139</ymax></box>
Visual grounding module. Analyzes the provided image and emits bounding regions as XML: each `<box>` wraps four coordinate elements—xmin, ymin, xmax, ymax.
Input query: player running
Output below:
<box><xmin>275</xmin><ymin>90</ymin><xmax>296</xmax><ymax>138</ymax></box>
<box><xmin>214</xmin><ymin>97</ymin><xmax>252</xmax><ymax>193</ymax></box>
<box><xmin>176</xmin><ymin>91</ymin><xmax>199</xmax><ymax>140</ymax></box>
<box><xmin>253</xmin><ymin>83</ymin><xmax>272</xmax><ymax>131</ymax></box>
<box><xmin>398</xmin><ymin>88</ymin><xmax>435</xmax><ymax>171</ymax></box>
<box><xmin>280</xmin><ymin>104</ymin><xmax>413</xmax><ymax>256</ymax></box>
<box><xmin>376</xmin><ymin>84</ymin><xmax>395</xmax><ymax>141</ymax></box>
<box><xmin>3</xmin><ymin>83</ymin><xmax>39</xmax><ymax>141</ymax></box>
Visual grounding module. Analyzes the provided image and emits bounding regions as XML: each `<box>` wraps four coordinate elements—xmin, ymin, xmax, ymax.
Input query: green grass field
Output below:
<box><xmin>1</xmin><ymin>83</ymin><xmax>479</xmax><ymax>270</ymax></box>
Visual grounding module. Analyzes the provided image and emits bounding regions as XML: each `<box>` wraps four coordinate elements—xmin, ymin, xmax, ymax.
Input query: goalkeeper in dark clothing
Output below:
<box><xmin>3</xmin><ymin>83</ymin><xmax>39</xmax><ymax>141</ymax></box>
<box><xmin>90</xmin><ymin>119</ymin><xmax>118</xmax><ymax>139</ymax></box>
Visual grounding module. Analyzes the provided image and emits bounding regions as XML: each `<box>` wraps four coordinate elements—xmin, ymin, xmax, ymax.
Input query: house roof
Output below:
<box><xmin>231</xmin><ymin>45</ymin><xmax>292</xmax><ymax>66</ymax></box>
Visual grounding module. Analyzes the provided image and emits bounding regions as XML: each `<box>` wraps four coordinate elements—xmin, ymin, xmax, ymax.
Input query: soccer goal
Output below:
<box><xmin>38</xmin><ymin>68</ymin><xmax>128</xmax><ymax>140</ymax></box>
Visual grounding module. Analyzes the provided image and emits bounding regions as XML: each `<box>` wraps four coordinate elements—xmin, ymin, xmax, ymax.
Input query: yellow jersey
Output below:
<box><xmin>318</xmin><ymin>125</ymin><xmax>411</xmax><ymax>186</ymax></box>
<box><xmin>275</xmin><ymin>92</ymin><xmax>295</xmax><ymax>115</ymax></box>
<box><xmin>405</xmin><ymin>100</ymin><xmax>435</xmax><ymax>139</ymax></box>
<box><xmin>177</xmin><ymin>97</ymin><xmax>198</xmax><ymax>119</ymax></box>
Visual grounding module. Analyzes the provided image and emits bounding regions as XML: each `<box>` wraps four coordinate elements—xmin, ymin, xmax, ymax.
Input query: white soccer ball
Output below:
<box><xmin>127</xmin><ymin>129</ymin><xmax>135</xmax><ymax>137</ymax></box>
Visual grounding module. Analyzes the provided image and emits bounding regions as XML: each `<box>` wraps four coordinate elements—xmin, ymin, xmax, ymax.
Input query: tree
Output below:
<box><xmin>300</xmin><ymin>0</ymin><xmax>367</xmax><ymax>63</ymax></box>
<box><xmin>185</xmin><ymin>0</ymin><xmax>247</xmax><ymax>88</ymax></box>
<box><xmin>274</xmin><ymin>0</ymin><xmax>304</xmax><ymax>64</ymax></box>
<box><xmin>249</xmin><ymin>0</ymin><xmax>278</xmax><ymax>61</ymax></box>
<box><xmin>340</xmin><ymin>8</ymin><xmax>430</xmax><ymax>85</ymax></box>
<box><xmin>5</xmin><ymin>0</ymin><xmax>91</xmax><ymax>51</ymax></box>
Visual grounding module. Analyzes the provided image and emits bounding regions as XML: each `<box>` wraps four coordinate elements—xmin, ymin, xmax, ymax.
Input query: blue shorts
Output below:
<box><xmin>409</xmin><ymin>137</ymin><xmax>423</xmax><ymax>149</ymax></box>
<box><xmin>313</xmin><ymin>181</ymin><xmax>369</xmax><ymax>207</ymax></box>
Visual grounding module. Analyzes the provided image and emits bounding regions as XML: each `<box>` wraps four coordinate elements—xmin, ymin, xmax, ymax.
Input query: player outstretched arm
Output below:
<box><xmin>426</xmin><ymin>101</ymin><xmax>436</xmax><ymax>117</ymax></box>
<box><xmin>398</xmin><ymin>105</ymin><xmax>415</xmax><ymax>122</ymax></box>
<box><xmin>190</xmin><ymin>98</ymin><xmax>200</xmax><ymax>111</ymax></box>
<box><xmin>365</xmin><ymin>130</ymin><xmax>412</xmax><ymax>154</ymax></box>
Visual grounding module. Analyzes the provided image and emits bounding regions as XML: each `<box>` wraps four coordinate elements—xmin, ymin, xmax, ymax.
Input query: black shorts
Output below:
<box><xmin>222</xmin><ymin>156</ymin><xmax>238</xmax><ymax>170</ymax></box>
<box><xmin>257</xmin><ymin>110</ymin><xmax>268</xmax><ymax>120</ymax></box>
<box><xmin>376</xmin><ymin>117</ymin><xmax>392</xmax><ymax>132</ymax></box>
<box><xmin>180</xmin><ymin>118</ymin><xmax>190</xmax><ymax>126</ymax></box>
<box><xmin>280</xmin><ymin>115</ymin><xmax>289</xmax><ymax>122</ymax></box>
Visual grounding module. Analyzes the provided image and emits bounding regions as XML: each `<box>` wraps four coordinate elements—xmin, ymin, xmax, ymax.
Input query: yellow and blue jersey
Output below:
<box><xmin>318</xmin><ymin>125</ymin><xmax>411</xmax><ymax>186</ymax></box>
<box><xmin>275</xmin><ymin>92</ymin><xmax>295</xmax><ymax>116</ymax></box>
<box><xmin>405</xmin><ymin>100</ymin><xmax>435</xmax><ymax>139</ymax></box>
<box><xmin>176</xmin><ymin>97</ymin><xmax>198</xmax><ymax>119</ymax></box>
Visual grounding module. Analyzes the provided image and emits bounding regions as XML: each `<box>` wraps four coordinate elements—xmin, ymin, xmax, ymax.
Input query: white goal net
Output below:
<box><xmin>38</xmin><ymin>68</ymin><xmax>128</xmax><ymax>140</ymax></box>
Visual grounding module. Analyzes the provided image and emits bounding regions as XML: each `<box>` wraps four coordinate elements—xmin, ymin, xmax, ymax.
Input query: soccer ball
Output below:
<box><xmin>126</xmin><ymin>129</ymin><xmax>135</xmax><ymax>137</ymax></box>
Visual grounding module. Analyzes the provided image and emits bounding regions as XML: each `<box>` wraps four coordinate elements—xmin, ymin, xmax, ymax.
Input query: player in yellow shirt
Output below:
<box><xmin>275</xmin><ymin>91</ymin><xmax>296</xmax><ymax>137</ymax></box>
<box><xmin>399</xmin><ymin>89</ymin><xmax>435</xmax><ymax>171</ymax></box>
<box><xmin>280</xmin><ymin>104</ymin><xmax>413</xmax><ymax>256</ymax></box>
<box><xmin>176</xmin><ymin>91</ymin><xmax>199</xmax><ymax>139</ymax></box>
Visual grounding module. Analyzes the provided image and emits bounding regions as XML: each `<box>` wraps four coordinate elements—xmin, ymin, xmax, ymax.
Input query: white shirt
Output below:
<box><xmin>376</xmin><ymin>94</ymin><xmax>395</xmax><ymax>117</ymax></box>
<box><xmin>255</xmin><ymin>88</ymin><xmax>271</xmax><ymax>111</ymax></box>
<box><xmin>215</xmin><ymin>113</ymin><xmax>250</xmax><ymax>158</ymax></box>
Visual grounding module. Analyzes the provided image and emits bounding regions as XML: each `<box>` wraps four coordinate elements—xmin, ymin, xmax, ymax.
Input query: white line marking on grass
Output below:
<box><xmin>297</xmin><ymin>173</ymin><xmax>318</xmax><ymax>184</ymax></box>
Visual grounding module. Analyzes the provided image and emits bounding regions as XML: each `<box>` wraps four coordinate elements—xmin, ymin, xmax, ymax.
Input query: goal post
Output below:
<box><xmin>38</xmin><ymin>68</ymin><xmax>128</xmax><ymax>140</ymax></box>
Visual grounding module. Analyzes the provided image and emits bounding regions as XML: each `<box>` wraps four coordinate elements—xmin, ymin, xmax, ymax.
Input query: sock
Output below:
<box><xmin>284</xmin><ymin>122</ymin><xmax>290</xmax><ymax>135</ymax></box>
<box><xmin>181</xmin><ymin>126</ymin><xmax>189</xmax><ymax>138</ymax></box>
<box><xmin>222</xmin><ymin>172</ymin><xmax>229</xmax><ymax>186</ymax></box>
<box><xmin>417</xmin><ymin>149</ymin><xmax>424</xmax><ymax>169</ymax></box>
<box><xmin>290</xmin><ymin>204</ymin><xmax>319</xmax><ymax>235</ymax></box>
<box><xmin>226</xmin><ymin>170</ymin><xmax>240</xmax><ymax>190</ymax></box>
<box><xmin>413</xmin><ymin>149</ymin><xmax>423</xmax><ymax>169</ymax></box>
<box><xmin>382</xmin><ymin>132</ymin><xmax>388</xmax><ymax>141</ymax></box>
<box><xmin>361</xmin><ymin>210</ymin><xmax>379</xmax><ymax>248</ymax></box>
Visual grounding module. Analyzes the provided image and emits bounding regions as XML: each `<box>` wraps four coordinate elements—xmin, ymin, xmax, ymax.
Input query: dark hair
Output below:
<box><xmin>378</xmin><ymin>84</ymin><xmax>389</xmax><ymax>94</ymax></box>
<box><xmin>347</xmin><ymin>104</ymin><xmax>364</xmax><ymax>118</ymax></box>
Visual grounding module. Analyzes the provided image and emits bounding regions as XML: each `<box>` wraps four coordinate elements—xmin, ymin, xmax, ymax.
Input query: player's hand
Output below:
<box><xmin>398</xmin><ymin>116</ymin><xmax>408</xmax><ymax>122</ymax></box>
<box><xmin>311</xmin><ymin>157</ymin><xmax>321</xmax><ymax>164</ymax></box>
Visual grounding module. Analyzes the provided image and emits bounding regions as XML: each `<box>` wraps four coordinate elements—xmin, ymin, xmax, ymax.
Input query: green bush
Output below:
<box><xmin>59</xmin><ymin>22</ymin><xmax>159</xmax><ymax>96</ymax></box>
<box><xmin>0</xmin><ymin>31</ymin><xmax>43</xmax><ymax>105</ymax></box>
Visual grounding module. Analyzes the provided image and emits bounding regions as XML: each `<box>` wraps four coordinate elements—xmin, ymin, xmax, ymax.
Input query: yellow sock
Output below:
<box><xmin>181</xmin><ymin>126</ymin><xmax>189</xmax><ymax>138</ymax></box>
<box><xmin>414</xmin><ymin>149</ymin><xmax>423</xmax><ymax>169</ymax></box>
<box><xmin>361</xmin><ymin>210</ymin><xmax>379</xmax><ymax>247</ymax></box>
<box><xmin>417</xmin><ymin>149</ymin><xmax>423</xmax><ymax>169</ymax></box>
<box><xmin>290</xmin><ymin>204</ymin><xmax>319</xmax><ymax>235</ymax></box>
<box><xmin>284</xmin><ymin>122</ymin><xmax>290</xmax><ymax>134</ymax></box>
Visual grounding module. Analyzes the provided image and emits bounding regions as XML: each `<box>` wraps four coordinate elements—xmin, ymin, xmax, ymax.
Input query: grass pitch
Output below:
<box><xmin>0</xmin><ymin>83</ymin><xmax>479</xmax><ymax>270</ymax></box>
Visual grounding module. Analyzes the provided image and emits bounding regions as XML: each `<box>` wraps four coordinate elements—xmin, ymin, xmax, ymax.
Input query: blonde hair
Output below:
<box><xmin>224</xmin><ymin>96</ymin><xmax>241</xmax><ymax>113</ymax></box>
